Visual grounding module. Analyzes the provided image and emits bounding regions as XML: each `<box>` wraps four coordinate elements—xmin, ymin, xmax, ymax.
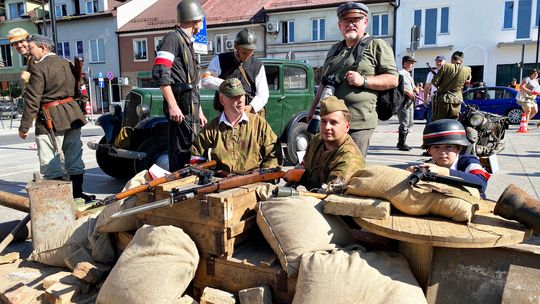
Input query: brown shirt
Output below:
<box><xmin>20</xmin><ymin>54</ymin><xmax>86</xmax><ymax>135</ymax></box>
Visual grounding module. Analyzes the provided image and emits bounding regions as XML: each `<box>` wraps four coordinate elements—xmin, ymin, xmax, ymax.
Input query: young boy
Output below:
<box><xmin>408</xmin><ymin>119</ymin><xmax>491</xmax><ymax>198</ymax></box>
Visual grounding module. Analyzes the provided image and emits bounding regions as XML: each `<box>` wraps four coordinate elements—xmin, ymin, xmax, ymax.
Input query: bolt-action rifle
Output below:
<box><xmin>111</xmin><ymin>167</ymin><xmax>306</xmax><ymax>219</ymax></box>
<box><xmin>408</xmin><ymin>166</ymin><xmax>483</xmax><ymax>190</ymax></box>
<box><xmin>98</xmin><ymin>160</ymin><xmax>217</xmax><ymax>206</ymax></box>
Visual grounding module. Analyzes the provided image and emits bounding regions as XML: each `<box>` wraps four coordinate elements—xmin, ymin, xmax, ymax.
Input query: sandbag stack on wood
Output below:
<box><xmin>97</xmin><ymin>225</ymin><xmax>199</xmax><ymax>304</ymax></box>
<box><xmin>293</xmin><ymin>245</ymin><xmax>427</xmax><ymax>304</ymax></box>
<box><xmin>346</xmin><ymin>165</ymin><xmax>480</xmax><ymax>222</ymax></box>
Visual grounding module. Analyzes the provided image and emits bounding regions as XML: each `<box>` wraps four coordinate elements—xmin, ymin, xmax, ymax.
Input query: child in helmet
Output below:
<box><xmin>408</xmin><ymin>119</ymin><xmax>490</xmax><ymax>198</ymax></box>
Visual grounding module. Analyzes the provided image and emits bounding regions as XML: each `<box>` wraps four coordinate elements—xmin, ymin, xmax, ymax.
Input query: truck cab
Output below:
<box><xmin>89</xmin><ymin>59</ymin><xmax>314</xmax><ymax>179</ymax></box>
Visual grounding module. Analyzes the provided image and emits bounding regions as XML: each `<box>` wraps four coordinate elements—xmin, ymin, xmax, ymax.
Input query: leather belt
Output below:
<box><xmin>42</xmin><ymin>97</ymin><xmax>74</xmax><ymax>110</ymax></box>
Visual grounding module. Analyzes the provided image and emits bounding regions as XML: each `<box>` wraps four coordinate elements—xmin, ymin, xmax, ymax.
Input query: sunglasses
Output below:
<box><xmin>339</xmin><ymin>16</ymin><xmax>366</xmax><ymax>26</ymax></box>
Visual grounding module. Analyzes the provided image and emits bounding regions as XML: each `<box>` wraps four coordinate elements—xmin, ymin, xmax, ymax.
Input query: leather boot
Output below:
<box><xmin>70</xmin><ymin>174</ymin><xmax>96</xmax><ymax>203</ymax></box>
<box><xmin>494</xmin><ymin>184</ymin><xmax>540</xmax><ymax>234</ymax></box>
<box><xmin>397</xmin><ymin>132</ymin><xmax>411</xmax><ymax>151</ymax></box>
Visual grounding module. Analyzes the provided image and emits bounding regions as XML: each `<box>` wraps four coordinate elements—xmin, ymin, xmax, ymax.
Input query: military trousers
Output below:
<box><xmin>36</xmin><ymin>128</ymin><xmax>85</xmax><ymax>179</ymax></box>
<box><xmin>348</xmin><ymin>128</ymin><xmax>375</xmax><ymax>158</ymax></box>
<box><xmin>398</xmin><ymin>100</ymin><xmax>414</xmax><ymax>133</ymax></box>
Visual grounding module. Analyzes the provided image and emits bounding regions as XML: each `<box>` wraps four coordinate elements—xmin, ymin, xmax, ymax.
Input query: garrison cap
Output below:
<box><xmin>219</xmin><ymin>78</ymin><xmax>246</xmax><ymax>97</ymax></box>
<box><xmin>337</xmin><ymin>2</ymin><xmax>369</xmax><ymax>19</ymax></box>
<box><xmin>27</xmin><ymin>34</ymin><xmax>54</xmax><ymax>47</ymax></box>
<box><xmin>7</xmin><ymin>28</ymin><xmax>29</xmax><ymax>44</ymax></box>
<box><xmin>320</xmin><ymin>96</ymin><xmax>349</xmax><ymax>116</ymax></box>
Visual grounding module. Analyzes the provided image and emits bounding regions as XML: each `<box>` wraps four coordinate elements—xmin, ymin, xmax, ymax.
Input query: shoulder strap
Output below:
<box><xmin>353</xmin><ymin>36</ymin><xmax>377</xmax><ymax>66</ymax></box>
<box><xmin>174</xmin><ymin>30</ymin><xmax>193</xmax><ymax>84</ymax></box>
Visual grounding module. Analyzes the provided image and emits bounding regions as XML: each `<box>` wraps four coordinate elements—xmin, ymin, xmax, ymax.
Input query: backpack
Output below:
<box><xmin>350</xmin><ymin>36</ymin><xmax>405</xmax><ymax>121</ymax></box>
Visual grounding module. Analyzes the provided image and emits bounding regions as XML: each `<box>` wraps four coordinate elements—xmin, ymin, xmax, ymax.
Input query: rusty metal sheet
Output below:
<box><xmin>27</xmin><ymin>180</ymin><xmax>75</xmax><ymax>246</ymax></box>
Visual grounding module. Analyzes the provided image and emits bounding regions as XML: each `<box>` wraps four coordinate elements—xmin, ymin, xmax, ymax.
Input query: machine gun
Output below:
<box><xmin>97</xmin><ymin>160</ymin><xmax>217</xmax><ymax>206</ymax></box>
<box><xmin>408</xmin><ymin>166</ymin><xmax>483</xmax><ymax>190</ymax></box>
<box><xmin>111</xmin><ymin>167</ymin><xmax>306</xmax><ymax>219</ymax></box>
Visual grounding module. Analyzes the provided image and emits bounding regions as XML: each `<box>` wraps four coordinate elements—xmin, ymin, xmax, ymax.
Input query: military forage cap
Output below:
<box><xmin>7</xmin><ymin>28</ymin><xmax>29</xmax><ymax>44</ymax></box>
<box><xmin>320</xmin><ymin>96</ymin><xmax>349</xmax><ymax>116</ymax></box>
<box><xmin>27</xmin><ymin>34</ymin><xmax>54</xmax><ymax>47</ymax></box>
<box><xmin>337</xmin><ymin>2</ymin><xmax>369</xmax><ymax>18</ymax></box>
<box><xmin>219</xmin><ymin>78</ymin><xmax>246</xmax><ymax>97</ymax></box>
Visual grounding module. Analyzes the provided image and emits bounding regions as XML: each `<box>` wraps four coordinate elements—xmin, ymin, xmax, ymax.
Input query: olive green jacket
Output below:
<box><xmin>192</xmin><ymin>112</ymin><xmax>278</xmax><ymax>174</ymax></box>
<box><xmin>20</xmin><ymin>54</ymin><xmax>86</xmax><ymax>135</ymax></box>
<box><xmin>323</xmin><ymin>34</ymin><xmax>398</xmax><ymax>130</ymax></box>
<box><xmin>301</xmin><ymin>134</ymin><xmax>365</xmax><ymax>192</ymax></box>
<box><xmin>432</xmin><ymin>62</ymin><xmax>472</xmax><ymax>104</ymax></box>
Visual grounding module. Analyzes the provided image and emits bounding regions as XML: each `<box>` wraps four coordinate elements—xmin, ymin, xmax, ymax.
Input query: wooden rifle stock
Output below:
<box><xmin>100</xmin><ymin>160</ymin><xmax>216</xmax><ymax>205</ymax></box>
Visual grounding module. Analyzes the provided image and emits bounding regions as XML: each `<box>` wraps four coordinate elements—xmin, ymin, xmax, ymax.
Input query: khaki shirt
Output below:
<box><xmin>192</xmin><ymin>112</ymin><xmax>278</xmax><ymax>174</ymax></box>
<box><xmin>432</xmin><ymin>62</ymin><xmax>472</xmax><ymax>103</ymax></box>
<box><xmin>323</xmin><ymin>34</ymin><xmax>398</xmax><ymax>130</ymax></box>
<box><xmin>301</xmin><ymin>134</ymin><xmax>365</xmax><ymax>192</ymax></box>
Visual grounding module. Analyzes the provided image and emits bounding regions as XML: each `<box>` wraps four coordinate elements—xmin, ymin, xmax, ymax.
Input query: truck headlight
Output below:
<box><xmin>136</xmin><ymin>104</ymin><xmax>150</xmax><ymax>119</ymax></box>
<box><xmin>469</xmin><ymin>113</ymin><xmax>484</xmax><ymax>126</ymax></box>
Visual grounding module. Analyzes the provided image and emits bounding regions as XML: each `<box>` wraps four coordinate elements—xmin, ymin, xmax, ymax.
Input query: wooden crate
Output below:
<box><xmin>136</xmin><ymin>180</ymin><xmax>263</xmax><ymax>257</ymax></box>
<box><xmin>192</xmin><ymin>239</ymin><xmax>296</xmax><ymax>304</ymax></box>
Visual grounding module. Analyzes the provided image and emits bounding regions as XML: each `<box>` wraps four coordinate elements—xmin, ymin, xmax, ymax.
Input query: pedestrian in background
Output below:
<box><xmin>7</xmin><ymin>28</ymin><xmax>32</xmax><ymax>83</ymax></box>
<box><xmin>431</xmin><ymin>51</ymin><xmax>472</xmax><ymax>121</ymax></box>
<box><xmin>423</xmin><ymin>55</ymin><xmax>446</xmax><ymax>124</ymax></box>
<box><xmin>201</xmin><ymin>28</ymin><xmax>268</xmax><ymax>117</ymax></box>
<box><xmin>516</xmin><ymin>69</ymin><xmax>539</xmax><ymax>131</ymax></box>
<box><xmin>19</xmin><ymin>35</ymin><xmax>93</xmax><ymax>202</ymax></box>
<box><xmin>307</xmin><ymin>2</ymin><xmax>399</xmax><ymax>158</ymax></box>
<box><xmin>508</xmin><ymin>78</ymin><xmax>520</xmax><ymax>90</ymax></box>
<box><xmin>152</xmin><ymin>0</ymin><xmax>207</xmax><ymax>172</ymax></box>
<box><xmin>396</xmin><ymin>55</ymin><xmax>417</xmax><ymax>151</ymax></box>
<box><xmin>415</xmin><ymin>82</ymin><xmax>425</xmax><ymax>106</ymax></box>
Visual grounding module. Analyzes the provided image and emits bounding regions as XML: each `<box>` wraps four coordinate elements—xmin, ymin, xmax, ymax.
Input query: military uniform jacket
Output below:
<box><xmin>323</xmin><ymin>34</ymin><xmax>398</xmax><ymax>130</ymax></box>
<box><xmin>431</xmin><ymin>63</ymin><xmax>472</xmax><ymax>104</ymax></box>
<box><xmin>20</xmin><ymin>53</ymin><xmax>86</xmax><ymax>136</ymax></box>
<box><xmin>152</xmin><ymin>27</ymin><xmax>199</xmax><ymax>115</ymax></box>
<box><xmin>301</xmin><ymin>134</ymin><xmax>365</xmax><ymax>191</ymax></box>
<box><xmin>191</xmin><ymin>113</ymin><xmax>278</xmax><ymax>174</ymax></box>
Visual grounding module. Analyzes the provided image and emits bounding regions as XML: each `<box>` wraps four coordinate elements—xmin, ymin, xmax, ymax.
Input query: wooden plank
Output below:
<box><xmin>157</xmin><ymin>175</ymin><xmax>198</xmax><ymax>192</ymax></box>
<box><xmin>0</xmin><ymin>283</ymin><xmax>42</xmax><ymax>304</ymax></box>
<box><xmin>227</xmin><ymin>216</ymin><xmax>256</xmax><ymax>239</ymax></box>
<box><xmin>44</xmin><ymin>281</ymin><xmax>80</xmax><ymax>304</ymax></box>
<box><xmin>115</xmin><ymin>231</ymin><xmax>134</xmax><ymax>252</ymax></box>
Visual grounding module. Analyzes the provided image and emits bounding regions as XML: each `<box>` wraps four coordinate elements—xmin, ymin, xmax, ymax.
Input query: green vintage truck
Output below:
<box><xmin>89</xmin><ymin>59</ymin><xmax>314</xmax><ymax>179</ymax></box>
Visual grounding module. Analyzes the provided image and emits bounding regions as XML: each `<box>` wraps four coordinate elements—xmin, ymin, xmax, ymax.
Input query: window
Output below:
<box><xmin>536</xmin><ymin>0</ymin><xmax>540</xmax><ymax>26</ymax></box>
<box><xmin>154</xmin><ymin>37</ymin><xmax>163</xmax><ymax>51</ymax></box>
<box><xmin>517</xmin><ymin>0</ymin><xmax>532</xmax><ymax>39</ymax></box>
<box><xmin>265</xmin><ymin>65</ymin><xmax>280</xmax><ymax>90</ymax></box>
<box><xmin>284</xmin><ymin>66</ymin><xmax>307</xmax><ymax>90</ymax></box>
<box><xmin>55</xmin><ymin>4</ymin><xmax>67</xmax><ymax>18</ymax></box>
<box><xmin>89</xmin><ymin>38</ymin><xmax>105</xmax><ymax>63</ymax></box>
<box><xmin>311</xmin><ymin>18</ymin><xmax>325</xmax><ymax>41</ymax></box>
<box><xmin>214</xmin><ymin>34</ymin><xmax>227</xmax><ymax>54</ymax></box>
<box><xmin>414</xmin><ymin>9</ymin><xmax>422</xmax><ymax>27</ymax></box>
<box><xmin>8</xmin><ymin>2</ymin><xmax>25</xmax><ymax>19</ymax></box>
<box><xmin>85</xmin><ymin>0</ymin><xmax>98</xmax><ymax>14</ymax></box>
<box><xmin>425</xmin><ymin>8</ymin><xmax>437</xmax><ymax>45</ymax></box>
<box><xmin>440</xmin><ymin>7</ymin><xmax>449</xmax><ymax>34</ymax></box>
<box><xmin>0</xmin><ymin>44</ymin><xmax>13</xmax><ymax>67</ymax></box>
<box><xmin>133</xmin><ymin>38</ymin><xmax>148</xmax><ymax>61</ymax></box>
<box><xmin>281</xmin><ymin>21</ymin><xmax>295</xmax><ymax>43</ymax></box>
<box><xmin>372</xmin><ymin>13</ymin><xmax>389</xmax><ymax>36</ymax></box>
<box><xmin>504</xmin><ymin>1</ymin><xmax>514</xmax><ymax>28</ymax></box>
<box><xmin>76</xmin><ymin>40</ymin><xmax>84</xmax><ymax>58</ymax></box>
<box><xmin>56</xmin><ymin>41</ymin><xmax>70</xmax><ymax>59</ymax></box>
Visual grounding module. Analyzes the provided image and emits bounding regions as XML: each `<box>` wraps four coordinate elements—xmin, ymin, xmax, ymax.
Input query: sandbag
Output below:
<box><xmin>256</xmin><ymin>196</ymin><xmax>355</xmax><ymax>277</ymax></box>
<box><xmin>97</xmin><ymin>225</ymin><xmax>199</xmax><ymax>304</ymax></box>
<box><xmin>95</xmin><ymin>170</ymin><xmax>148</xmax><ymax>233</ymax></box>
<box><xmin>293</xmin><ymin>246</ymin><xmax>427</xmax><ymax>304</ymax></box>
<box><xmin>346</xmin><ymin>165</ymin><xmax>479</xmax><ymax>222</ymax></box>
<box><xmin>29</xmin><ymin>214</ymin><xmax>115</xmax><ymax>267</ymax></box>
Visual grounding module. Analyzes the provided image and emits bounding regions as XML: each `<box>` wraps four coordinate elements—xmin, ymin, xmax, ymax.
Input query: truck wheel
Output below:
<box><xmin>134</xmin><ymin>136</ymin><xmax>168</xmax><ymax>173</ymax></box>
<box><xmin>95</xmin><ymin>136</ymin><xmax>136</xmax><ymax>179</ymax></box>
<box><xmin>286</xmin><ymin>122</ymin><xmax>310</xmax><ymax>164</ymax></box>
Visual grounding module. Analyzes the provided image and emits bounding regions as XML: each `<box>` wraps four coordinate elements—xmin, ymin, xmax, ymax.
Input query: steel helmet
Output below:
<box><xmin>177</xmin><ymin>0</ymin><xmax>206</xmax><ymax>23</ymax></box>
<box><xmin>7</xmin><ymin>28</ymin><xmax>29</xmax><ymax>44</ymax></box>
<box><xmin>234</xmin><ymin>28</ymin><xmax>257</xmax><ymax>50</ymax></box>
<box><xmin>421</xmin><ymin>119</ymin><xmax>470</xmax><ymax>149</ymax></box>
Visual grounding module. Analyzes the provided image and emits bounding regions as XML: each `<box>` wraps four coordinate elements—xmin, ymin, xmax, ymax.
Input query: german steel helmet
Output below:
<box><xmin>7</xmin><ymin>28</ymin><xmax>29</xmax><ymax>44</ymax></box>
<box><xmin>234</xmin><ymin>28</ymin><xmax>257</xmax><ymax>50</ymax></box>
<box><xmin>177</xmin><ymin>0</ymin><xmax>206</xmax><ymax>23</ymax></box>
<box><xmin>421</xmin><ymin>119</ymin><xmax>470</xmax><ymax>149</ymax></box>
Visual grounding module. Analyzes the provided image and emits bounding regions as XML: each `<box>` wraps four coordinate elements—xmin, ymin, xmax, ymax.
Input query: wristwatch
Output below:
<box><xmin>362</xmin><ymin>76</ymin><xmax>369</xmax><ymax>89</ymax></box>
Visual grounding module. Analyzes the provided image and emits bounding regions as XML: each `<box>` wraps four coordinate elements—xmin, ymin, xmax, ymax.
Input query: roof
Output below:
<box><xmin>264</xmin><ymin>0</ymin><xmax>390</xmax><ymax>12</ymax></box>
<box><xmin>118</xmin><ymin>0</ymin><xmax>264</xmax><ymax>33</ymax></box>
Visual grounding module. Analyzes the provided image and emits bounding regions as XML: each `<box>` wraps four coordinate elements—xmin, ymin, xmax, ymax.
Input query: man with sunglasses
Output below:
<box><xmin>307</xmin><ymin>2</ymin><xmax>398</xmax><ymax>158</ymax></box>
<box><xmin>7</xmin><ymin>28</ymin><xmax>32</xmax><ymax>83</ymax></box>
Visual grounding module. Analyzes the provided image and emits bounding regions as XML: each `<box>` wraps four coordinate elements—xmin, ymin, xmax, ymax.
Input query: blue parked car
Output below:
<box><xmin>414</xmin><ymin>86</ymin><xmax>540</xmax><ymax>124</ymax></box>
